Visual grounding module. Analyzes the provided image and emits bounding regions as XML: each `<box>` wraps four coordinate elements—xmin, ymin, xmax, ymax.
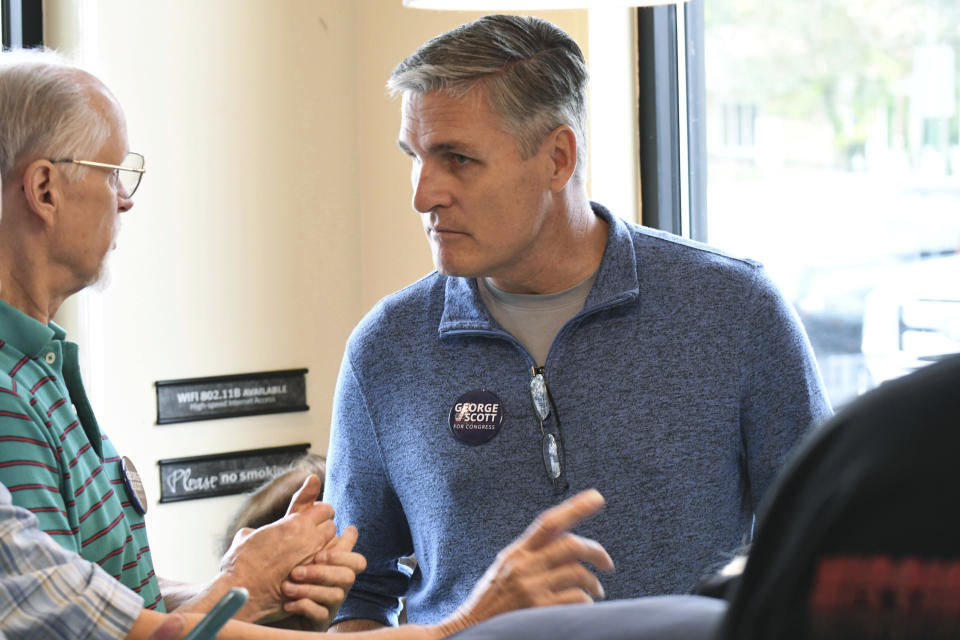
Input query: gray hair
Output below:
<box><xmin>0</xmin><ymin>49</ymin><xmax>111</xmax><ymax>185</ymax></box>
<box><xmin>388</xmin><ymin>14</ymin><xmax>589</xmax><ymax>183</ymax></box>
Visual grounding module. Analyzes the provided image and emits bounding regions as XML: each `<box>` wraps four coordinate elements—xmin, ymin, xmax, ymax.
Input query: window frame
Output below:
<box><xmin>636</xmin><ymin>0</ymin><xmax>706</xmax><ymax>242</ymax></box>
<box><xmin>1</xmin><ymin>0</ymin><xmax>43</xmax><ymax>50</ymax></box>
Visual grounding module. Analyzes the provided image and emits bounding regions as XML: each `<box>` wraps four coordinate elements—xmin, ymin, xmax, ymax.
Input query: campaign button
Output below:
<box><xmin>449</xmin><ymin>389</ymin><xmax>504</xmax><ymax>445</ymax></box>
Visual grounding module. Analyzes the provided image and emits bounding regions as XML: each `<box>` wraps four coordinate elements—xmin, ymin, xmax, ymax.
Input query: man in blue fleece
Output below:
<box><xmin>324</xmin><ymin>14</ymin><xmax>831</xmax><ymax>632</ymax></box>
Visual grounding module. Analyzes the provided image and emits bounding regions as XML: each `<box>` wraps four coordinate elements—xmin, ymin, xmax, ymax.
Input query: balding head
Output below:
<box><xmin>0</xmin><ymin>49</ymin><xmax>117</xmax><ymax>186</ymax></box>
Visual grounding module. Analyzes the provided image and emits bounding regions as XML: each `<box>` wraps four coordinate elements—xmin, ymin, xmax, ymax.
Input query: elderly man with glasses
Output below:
<box><xmin>0</xmin><ymin>49</ymin><xmax>370</xmax><ymax>630</ymax></box>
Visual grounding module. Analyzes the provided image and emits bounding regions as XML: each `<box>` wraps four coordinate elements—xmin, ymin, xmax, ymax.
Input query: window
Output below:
<box><xmin>1</xmin><ymin>0</ymin><xmax>43</xmax><ymax>49</ymax></box>
<box><xmin>719</xmin><ymin>102</ymin><xmax>756</xmax><ymax>150</ymax></box>
<box><xmin>642</xmin><ymin>0</ymin><xmax>960</xmax><ymax>408</ymax></box>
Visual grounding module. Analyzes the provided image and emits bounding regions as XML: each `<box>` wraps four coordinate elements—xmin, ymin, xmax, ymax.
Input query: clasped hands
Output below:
<box><xmin>212</xmin><ymin>482</ymin><xmax>612</xmax><ymax>634</ymax></box>
<box><xmin>218</xmin><ymin>474</ymin><xmax>366</xmax><ymax>629</ymax></box>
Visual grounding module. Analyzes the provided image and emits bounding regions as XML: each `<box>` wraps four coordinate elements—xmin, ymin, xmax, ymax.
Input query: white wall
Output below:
<box><xmin>46</xmin><ymin>0</ymin><xmax>363</xmax><ymax>582</ymax></box>
<box><xmin>43</xmin><ymin>1</ymin><xmax>631</xmax><ymax>583</ymax></box>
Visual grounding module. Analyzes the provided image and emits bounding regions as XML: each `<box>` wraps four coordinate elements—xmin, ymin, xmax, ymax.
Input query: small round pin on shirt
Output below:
<box><xmin>121</xmin><ymin>456</ymin><xmax>148</xmax><ymax>515</ymax></box>
<box><xmin>449</xmin><ymin>389</ymin><xmax>504</xmax><ymax>445</ymax></box>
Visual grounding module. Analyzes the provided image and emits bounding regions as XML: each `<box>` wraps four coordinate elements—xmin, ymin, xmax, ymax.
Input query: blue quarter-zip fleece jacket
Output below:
<box><xmin>324</xmin><ymin>203</ymin><xmax>831</xmax><ymax>626</ymax></box>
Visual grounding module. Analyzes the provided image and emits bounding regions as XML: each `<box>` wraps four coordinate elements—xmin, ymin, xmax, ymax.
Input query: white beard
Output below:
<box><xmin>91</xmin><ymin>259</ymin><xmax>112</xmax><ymax>292</ymax></box>
<box><xmin>89</xmin><ymin>216</ymin><xmax>121</xmax><ymax>293</ymax></box>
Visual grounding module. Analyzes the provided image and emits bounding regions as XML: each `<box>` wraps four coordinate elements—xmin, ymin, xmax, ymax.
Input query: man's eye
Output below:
<box><xmin>452</xmin><ymin>154</ymin><xmax>471</xmax><ymax>165</ymax></box>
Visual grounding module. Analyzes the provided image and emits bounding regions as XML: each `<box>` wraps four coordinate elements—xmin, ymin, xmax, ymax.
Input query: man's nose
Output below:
<box><xmin>411</xmin><ymin>161</ymin><xmax>452</xmax><ymax>214</ymax></box>
<box><xmin>117</xmin><ymin>190</ymin><xmax>134</xmax><ymax>214</ymax></box>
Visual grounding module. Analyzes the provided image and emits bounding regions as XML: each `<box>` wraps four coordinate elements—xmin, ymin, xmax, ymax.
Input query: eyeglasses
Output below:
<box><xmin>530</xmin><ymin>366</ymin><xmax>569</xmax><ymax>493</ymax></box>
<box><xmin>51</xmin><ymin>151</ymin><xmax>146</xmax><ymax>197</ymax></box>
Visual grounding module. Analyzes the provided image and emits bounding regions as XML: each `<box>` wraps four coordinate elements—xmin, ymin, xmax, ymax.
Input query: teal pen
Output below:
<box><xmin>183</xmin><ymin>587</ymin><xmax>249</xmax><ymax>640</ymax></box>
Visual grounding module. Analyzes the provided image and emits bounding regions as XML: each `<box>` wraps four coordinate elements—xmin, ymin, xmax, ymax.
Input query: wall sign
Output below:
<box><xmin>155</xmin><ymin>369</ymin><xmax>308</xmax><ymax>424</ymax></box>
<box><xmin>158</xmin><ymin>443</ymin><xmax>311</xmax><ymax>503</ymax></box>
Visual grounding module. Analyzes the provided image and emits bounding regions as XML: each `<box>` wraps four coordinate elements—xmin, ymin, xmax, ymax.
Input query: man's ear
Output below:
<box><xmin>546</xmin><ymin>125</ymin><xmax>578</xmax><ymax>192</ymax></box>
<box><xmin>21</xmin><ymin>159</ymin><xmax>60</xmax><ymax>227</ymax></box>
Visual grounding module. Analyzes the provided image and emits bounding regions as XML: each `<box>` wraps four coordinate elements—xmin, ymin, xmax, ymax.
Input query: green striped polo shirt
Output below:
<box><xmin>0</xmin><ymin>299</ymin><xmax>164</xmax><ymax>611</ymax></box>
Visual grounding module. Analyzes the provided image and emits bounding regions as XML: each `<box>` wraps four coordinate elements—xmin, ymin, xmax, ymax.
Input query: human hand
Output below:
<box><xmin>284</xmin><ymin>473</ymin><xmax>325</xmax><ymax>518</ymax></box>
<box><xmin>438</xmin><ymin>489</ymin><xmax>613</xmax><ymax>635</ymax></box>
<box><xmin>276</xmin><ymin>474</ymin><xmax>367</xmax><ymax>629</ymax></box>
<box><xmin>145</xmin><ymin>612</ymin><xmax>186</xmax><ymax>640</ymax></box>
<box><xmin>218</xmin><ymin>478</ymin><xmax>337</xmax><ymax>622</ymax></box>
<box><xmin>277</xmin><ymin>523</ymin><xmax>368</xmax><ymax>630</ymax></box>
